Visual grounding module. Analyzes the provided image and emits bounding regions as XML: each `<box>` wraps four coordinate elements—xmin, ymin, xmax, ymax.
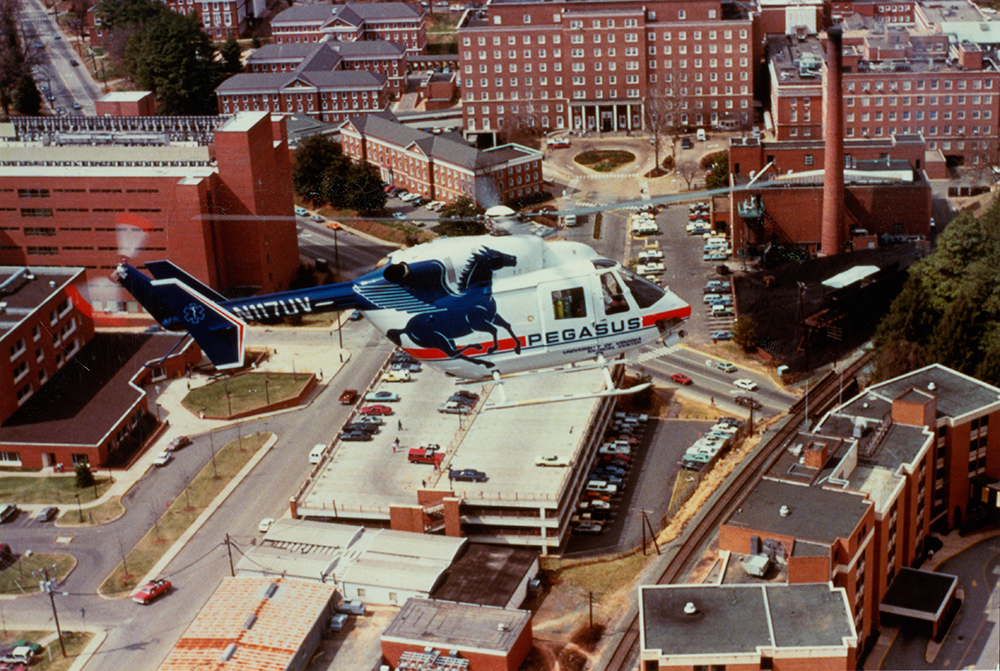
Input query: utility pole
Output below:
<box><xmin>225</xmin><ymin>534</ymin><xmax>235</xmax><ymax>577</ymax></box>
<box><xmin>40</xmin><ymin>568</ymin><xmax>66</xmax><ymax>656</ymax></box>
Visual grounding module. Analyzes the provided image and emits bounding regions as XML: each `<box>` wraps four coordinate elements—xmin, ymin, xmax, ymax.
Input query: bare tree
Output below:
<box><xmin>676</xmin><ymin>159</ymin><xmax>701</xmax><ymax>190</ymax></box>
<box><xmin>966</xmin><ymin>137</ymin><xmax>1000</xmax><ymax>185</ymax></box>
<box><xmin>0</xmin><ymin>0</ymin><xmax>44</xmax><ymax>116</ymax></box>
<box><xmin>498</xmin><ymin>88</ymin><xmax>547</xmax><ymax>149</ymax></box>
<box><xmin>644</xmin><ymin>75</ymin><xmax>690</xmax><ymax>174</ymax></box>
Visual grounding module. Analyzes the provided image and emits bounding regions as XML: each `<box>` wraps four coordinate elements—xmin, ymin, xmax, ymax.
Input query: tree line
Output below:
<box><xmin>872</xmin><ymin>196</ymin><xmax>1000</xmax><ymax>384</ymax></box>
<box><xmin>98</xmin><ymin>0</ymin><xmax>242</xmax><ymax>115</ymax></box>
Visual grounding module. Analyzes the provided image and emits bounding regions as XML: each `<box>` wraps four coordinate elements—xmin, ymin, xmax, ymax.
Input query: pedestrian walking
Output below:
<box><xmin>394</xmin><ymin>437</ymin><xmax>400</xmax><ymax>453</ymax></box>
<box><xmin>398</xmin><ymin>419</ymin><xmax>403</xmax><ymax>430</ymax></box>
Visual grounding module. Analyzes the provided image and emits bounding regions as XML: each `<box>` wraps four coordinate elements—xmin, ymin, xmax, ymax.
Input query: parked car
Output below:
<box><xmin>339</xmin><ymin>389</ymin><xmax>358</xmax><ymax>405</ymax></box>
<box><xmin>574</xmin><ymin>522</ymin><xmax>604</xmax><ymax>534</ymax></box>
<box><xmin>338</xmin><ymin>599</ymin><xmax>367</xmax><ymax>615</ymax></box>
<box><xmin>258</xmin><ymin>518</ymin><xmax>275</xmax><ymax>533</ymax></box>
<box><xmin>132</xmin><ymin>578</ymin><xmax>171</xmax><ymax>604</ymax></box>
<box><xmin>391</xmin><ymin>350</ymin><xmax>417</xmax><ymax>364</ymax></box>
<box><xmin>342</xmin><ymin>422</ymin><xmax>379</xmax><ymax>434</ymax></box>
<box><xmin>359</xmin><ymin>404</ymin><xmax>392</xmax><ymax>415</ymax></box>
<box><xmin>392</xmin><ymin>361</ymin><xmax>422</xmax><ymax>372</ymax></box>
<box><xmin>356</xmin><ymin>415</ymin><xmax>384</xmax><ymax>426</ymax></box>
<box><xmin>340</xmin><ymin>430</ymin><xmax>373</xmax><ymax>442</ymax></box>
<box><xmin>535</xmin><ymin>455</ymin><xmax>569</xmax><ymax>467</ymax></box>
<box><xmin>348</xmin><ymin>310</ymin><xmax>363</xmax><ymax>321</ymax></box>
<box><xmin>447</xmin><ymin>394</ymin><xmax>477</xmax><ymax>407</ymax></box>
<box><xmin>712</xmin><ymin>306</ymin><xmax>734</xmax><ymax>317</ymax></box>
<box><xmin>449</xmin><ymin>468</ymin><xmax>487</xmax><ymax>482</ymax></box>
<box><xmin>328</xmin><ymin>613</ymin><xmax>350</xmax><ymax>632</ymax></box>
<box><xmin>670</xmin><ymin>373</ymin><xmax>693</xmax><ymax>385</ymax></box>
<box><xmin>0</xmin><ymin>645</ymin><xmax>35</xmax><ymax>664</ymax></box>
<box><xmin>452</xmin><ymin>390</ymin><xmax>480</xmax><ymax>401</ymax></box>
<box><xmin>311</xmin><ymin>214</ymin><xmax>324</xmax><ymax>222</ymax></box>
<box><xmin>408</xmin><ymin>444</ymin><xmax>444</xmax><ymax>465</ymax></box>
<box><xmin>35</xmin><ymin>507</ymin><xmax>58</xmax><ymax>522</ymax></box>
<box><xmin>166</xmin><ymin>435</ymin><xmax>192</xmax><ymax>451</ymax></box>
<box><xmin>69</xmin><ymin>59</ymin><xmax>79</xmax><ymax>66</ymax></box>
<box><xmin>735</xmin><ymin>396</ymin><xmax>763</xmax><ymax>409</ymax></box>
<box><xmin>595</xmin><ymin>464</ymin><xmax>626</xmax><ymax>477</ymax></box>
<box><xmin>385</xmin><ymin>369</ymin><xmax>411</xmax><ymax>382</ymax></box>
<box><xmin>71</xmin><ymin>101</ymin><xmax>82</xmax><ymax>110</ymax></box>
<box><xmin>578</xmin><ymin>499</ymin><xmax>612</xmax><ymax>511</ymax></box>
<box><xmin>294</xmin><ymin>206</ymin><xmax>308</xmax><ymax>216</ymax></box>
<box><xmin>364</xmin><ymin>391</ymin><xmax>400</xmax><ymax>402</ymax></box>
<box><xmin>734</xmin><ymin>378</ymin><xmax>758</xmax><ymax>391</ymax></box>
<box><xmin>680</xmin><ymin>137</ymin><xmax>693</xmax><ymax>149</ymax></box>
<box><xmin>704</xmin><ymin>252</ymin><xmax>729</xmax><ymax>262</ymax></box>
<box><xmin>716</xmin><ymin>361</ymin><xmax>737</xmax><ymax>373</ymax></box>
<box><xmin>709</xmin><ymin>331</ymin><xmax>733</xmax><ymax>341</ymax></box>
<box><xmin>438</xmin><ymin>401</ymin><xmax>472</xmax><ymax>414</ymax></box>
<box><xmin>412</xmin><ymin>197</ymin><xmax>430</xmax><ymax>207</ymax></box>
<box><xmin>152</xmin><ymin>452</ymin><xmax>172</xmax><ymax>467</ymax></box>
<box><xmin>0</xmin><ymin>504</ymin><xmax>17</xmax><ymax>523</ymax></box>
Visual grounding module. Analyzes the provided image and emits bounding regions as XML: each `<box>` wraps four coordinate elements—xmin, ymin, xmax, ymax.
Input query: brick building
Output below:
<box><xmin>340</xmin><ymin>112</ymin><xmax>543</xmax><ymax>206</ymax></box>
<box><xmin>218</xmin><ymin>65</ymin><xmax>390</xmax><ymax>124</ymax></box>
<box><xmin>158</xmin><ymin>577</ymin><xmax>336</xmax><ymax>671</ymax></box>
<box><xmin>456</xmin><ymin>0</ymin><xmax>758</xmax><ymax>143</ymax></box>
<box><xmin>831</xmin><ymin>0</ymin><xmax>916</xmax><ymax>23</ymax></box>
<box><xmin>768</xmin><ymin>26</ymin><xmax>1000</xmax><ymax>166</ymax></box>
<box><xmin>246</xmin><ymin>40</ymin><xmax>409</xmax><ymax>97</ymax></box>
<box><xmin>0</xmin><ymin>109</ymin><xmax>298</xmax><ymax>313</ymax></box>
<box><xmin>718</xmin><ymin>364</ymin><xmax>1000</xmax><ymax>652</ymax></box>
<box><xmin>270</xmin><ymin>1</ymin><xmax>426</xmax><ymax>54</ymax></box>
<box><xmin>726</xmin><ymin>134</ymin><xmax>934</xmax><ymax>254</ymax></box>
<box><xmin>381</xmin><ymin>598</ymin><xmax>533</xmax><ymax>671</ymax></box>
<box><xmin>639</xmin><ymin>583</ymin><xmax>858</xmax><ymax>670</ymax></box>
<box><xmin>162</xmin><ymin>0</ymin><xmax>267</xmax><ymax>39</ymax></box>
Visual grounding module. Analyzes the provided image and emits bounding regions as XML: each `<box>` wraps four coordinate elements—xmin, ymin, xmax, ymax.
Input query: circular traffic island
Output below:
<box><xmin>573</xmin><ymin>150</ymin><xmax>636</xmax><ymax>173</ymax></box>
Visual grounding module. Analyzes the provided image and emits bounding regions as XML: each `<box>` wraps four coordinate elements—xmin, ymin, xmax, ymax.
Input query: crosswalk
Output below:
<box><xmin>633</xmin><ymin>343</ymin><xmax>681</xmax><ymax>364</ymax></box>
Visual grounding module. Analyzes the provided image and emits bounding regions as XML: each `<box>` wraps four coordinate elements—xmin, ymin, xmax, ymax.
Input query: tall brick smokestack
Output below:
<box><xmin>821</xmin><ymin>25</ymin><xmax>845</xmax><ymax>256</ymax></box>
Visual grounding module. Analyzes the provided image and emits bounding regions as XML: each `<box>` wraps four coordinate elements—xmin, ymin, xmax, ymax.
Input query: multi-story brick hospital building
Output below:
<box><xmin>456</xmin><ymin>0</ymin><xmax>760</xmax><ymax>143</ymax></box>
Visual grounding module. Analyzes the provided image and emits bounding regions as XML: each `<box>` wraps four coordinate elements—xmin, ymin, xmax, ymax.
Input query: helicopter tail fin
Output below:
<box><xmin>113</xmin><ymin>262</ymin><xmax>245</xmax><ymax>369</ymax></box>
<box><xmin>145</xmin><ymin>260</ymin><xmax>227</xmax><ymax>303</ymax></box>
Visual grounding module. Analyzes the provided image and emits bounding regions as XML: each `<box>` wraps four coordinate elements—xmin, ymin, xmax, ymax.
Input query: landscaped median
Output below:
<box><xmin>0</xmin><ymin>553</ymin><xmax>75</xmax><ymax>596</ymax></box>
<box><xmin>98</xmin><ymin>432</ymin><xmax>272</xmax><ymax>598</ymax></box>
<box><xmin>182</xmin><ymin>372</ymin><xmax>314</xmax><ymax>420</ymax></box>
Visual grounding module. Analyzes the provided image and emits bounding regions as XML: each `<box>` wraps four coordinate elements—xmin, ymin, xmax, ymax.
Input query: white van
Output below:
<box><xmin>696</xmin><ymin>128</ymin><xmax>707</xmax><ymax>141</ymax></box>
<box><xmin>309</xmin><ymin>444</ymin><xmax>326</xmax><ymax>465</ymax></box>
<box><xmin>563</xmin><ymin>213</ymin><xmax>578</xmax><ymax>227</ymax></box>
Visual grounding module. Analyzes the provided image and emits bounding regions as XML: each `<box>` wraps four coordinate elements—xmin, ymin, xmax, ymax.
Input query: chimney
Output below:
<box><xmin>821</xmin><ymin>26</ymin><xmax>845</xmax><ymax>256</ymax></box>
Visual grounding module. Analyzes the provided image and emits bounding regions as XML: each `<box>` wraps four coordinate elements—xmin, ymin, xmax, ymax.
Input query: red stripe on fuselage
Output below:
<box><xmin>641</xmin><ymin>305</ymin><xmax>692</xmax><ymax>327</ymax></box>
<box><xmin>403</xmin><ymin>336</ymin><xmax>526</xmax><ymax>361</ymax></box>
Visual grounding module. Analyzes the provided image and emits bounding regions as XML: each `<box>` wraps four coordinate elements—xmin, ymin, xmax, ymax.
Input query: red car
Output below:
<box><xmin>132</xmin><ymin>578</ymin><xmax>171</xmax><ymax>604</ymax></box>
<box><xmin>360</xmin><ymin>404</ymin><xmax>393</xmax><ymax>416</ymax></box>
<box><xmin>339</xmin><ymin>389</ymin><xmax>358</xmax><ymax>405</ymax></box>
<box><xmin>671</xmin><ymin>373</ymin><xmax>693</xmax><ymax>385</ymax></box>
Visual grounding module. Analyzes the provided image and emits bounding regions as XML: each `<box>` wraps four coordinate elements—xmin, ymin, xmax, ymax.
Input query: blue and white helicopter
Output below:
<box><xmin>113</xmin><ymin>229</ymin><xmax>690</xmax><ymax>407</ymax></box>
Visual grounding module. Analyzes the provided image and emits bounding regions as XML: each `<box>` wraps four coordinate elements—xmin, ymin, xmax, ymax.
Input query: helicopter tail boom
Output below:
<box><xmin>113</xmin><ymin>262</ymin><xmax>246</xmax><ymax>369</ymax></box>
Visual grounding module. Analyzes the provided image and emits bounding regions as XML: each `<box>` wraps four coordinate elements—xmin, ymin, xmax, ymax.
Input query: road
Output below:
<box><xmin>296</xmin><ymin>215</ymin><xmax>398</xmax><ymax>278</ymax></box>
<box><xmin>22</xmin><ymin>0</ymin><xmax>103</xmax><ymax>115</ymax></box>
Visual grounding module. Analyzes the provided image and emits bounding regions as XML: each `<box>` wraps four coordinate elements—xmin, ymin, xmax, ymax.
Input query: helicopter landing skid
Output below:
<box><xmin>483</xmin><ymin>355</ymin><xmax>649</xmax><ymax>410</ymax></box>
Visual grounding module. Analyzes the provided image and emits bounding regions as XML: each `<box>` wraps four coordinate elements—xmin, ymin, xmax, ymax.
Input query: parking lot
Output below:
<box><xmin>383</xmin><ymin>187</ymin><xmax>446</xmax><ymax>227</ymax></box>
<box><xmin>297</xmin><ymin>360</ymin><xmax>609</xmax><ymax>523</ymax></box>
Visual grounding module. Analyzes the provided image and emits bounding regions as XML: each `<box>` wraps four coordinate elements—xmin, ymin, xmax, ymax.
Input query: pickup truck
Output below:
<box><xmin>339</xmin><ymin>389</ymin><xmax>358</xmax><ymax>405</ymax></box>
<box><xmin>408</xmin><ymin>444</ymin><xmax>444</xmax><ymax>465</ymax></box>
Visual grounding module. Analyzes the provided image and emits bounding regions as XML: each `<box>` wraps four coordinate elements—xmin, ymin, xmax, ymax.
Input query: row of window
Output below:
<box><xmin>846</xmin><ymin>94</ymin><xmax>994</xmax><ymax>107</ymax></box>
<box><xmin>842</xmin><ymin>126</ymin><xmax>993</xmax><ymax>138</ymax></box>
<box><xmin>847</xmin><ymin>109</ymin><xmax>993</xmax><ymax>122</ymax></box>
<box><xmin>846</xmin><ymin>78</ymin><xmax>994</xmax><ymax>92</ymax></box>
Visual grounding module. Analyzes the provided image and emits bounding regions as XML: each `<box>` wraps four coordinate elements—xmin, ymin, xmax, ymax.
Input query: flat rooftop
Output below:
<box><xmin>432</xmin><ymin>544</ymin><xmax>538</xmax><ymax>607</ymax></box>
<box><xmin>297</xmin><ymin>363</ymin><xmax>603</xmax><ymax>517</ymax></box>
<box><xmin>866</xmin><ymin>364</ymin><xmax>1000</xmax><ymax>421</ymax></box>
<box><xmin>640</xmin><ymin>583</ymin><xmax>856</xmax><ymax>657</ymax></box>
<box><xmin>725</xmin><ymin>478</ymin><xmax>871</xmax><ymax>546</ymax></box>
<box><xmin>0</xmin><ymin>267</ymin><xmax>82</xmax><ymax>338</ymax></box>
<box><xmin>382</xmin><ymin>598</ymin><xmax>531</xmax><ymax>652</ymax></box>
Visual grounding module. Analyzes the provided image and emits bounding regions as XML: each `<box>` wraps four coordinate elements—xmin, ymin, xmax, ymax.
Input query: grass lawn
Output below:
<box><xmin>574</xmin><ymin>150</ymin><xmax>636</xmax><ymax>173</ymax></box>
<box><xmin>544</xmin><ymin>551</ymin><xmax>651</xmax><ymax>600</ymax></box>
<box><xmin>0</xmin><ymin>553</ymin><xmax>76</xmax><ymax>595</ymax></box>
<box><xmin>99</xmin><ymin>432</ymin><xmax>271</xmax><ymax>597</ymax></box>
<box><xmin>0</xmin><ymin>475</ymin><xmax>113</xmax><ymax>506</ymax></box>
<box><xmin>0</xmin><ymin>630</ymin><xmax>94</xmax><ymax>670</ymax></box>
<box><xmin>56</xmin><ymin>496</ymin><xmax>126</xmax><ymax>527</ymax></box>
<box><xmin>182</xmin><ymin>373</ymin><xmax>312</xmax><ymax>418</ymax></box>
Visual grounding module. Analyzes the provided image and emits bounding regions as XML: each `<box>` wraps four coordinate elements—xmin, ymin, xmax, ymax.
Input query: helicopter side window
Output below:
<box><xmin>601</xmin><ymin>272</ymin><xmax>629</xmax><ymax>315</ymax></box>
<box><xmin>551</xmin><ymin>287</ymin><xmax>587</xmax><ymax>319</ymax></box>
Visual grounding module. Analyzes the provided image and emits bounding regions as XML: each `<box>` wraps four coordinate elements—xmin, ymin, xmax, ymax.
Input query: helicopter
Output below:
<box><xmin>112</xmin><ymin>233</ymin><xmax>691</xmax><ymax>407</ymax></box>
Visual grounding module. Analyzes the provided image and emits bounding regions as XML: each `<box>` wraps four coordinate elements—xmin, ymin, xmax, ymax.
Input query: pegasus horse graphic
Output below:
<box><xmin>386</xmin><ymin>247</ymin><xmax>521</xmax><ymax>368</ymax></box>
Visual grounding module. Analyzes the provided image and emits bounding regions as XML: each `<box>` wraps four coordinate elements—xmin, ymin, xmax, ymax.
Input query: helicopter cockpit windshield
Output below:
<box><xmin>593</xmin><ymin>258</ymin><xmax>666</xmax><ymax>309</ymax></box>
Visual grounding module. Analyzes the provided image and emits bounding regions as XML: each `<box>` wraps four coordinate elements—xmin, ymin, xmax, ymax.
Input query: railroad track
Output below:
<box><xmin>601</xmin><ymin>351</ymin><xmax>874</xmax><ymax>671</ymax></box>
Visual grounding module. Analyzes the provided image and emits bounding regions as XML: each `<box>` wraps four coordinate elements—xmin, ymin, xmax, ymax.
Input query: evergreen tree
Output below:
<box><xmin>344</xmin><ymin>161</ymin><xmax>387</xmax><ymax>213</ymax></box>
<box><xmin>292</xmin><ymin>135</ymin><xmax>343</xmax><ymax>202</ymax></box>
<box><xmin>75</xmin><ymin>463</ymin><xmax>95</xmax><ymax>489</ymax></box>
<box><xmin>220</xmin><ymin>36</ymin><xmax>243</xmax><ymax>77</ymax></box>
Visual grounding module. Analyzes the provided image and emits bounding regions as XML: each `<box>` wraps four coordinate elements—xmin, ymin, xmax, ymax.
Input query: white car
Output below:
<box><xmin>636</xmin><ymin>262</ymin><xmax>665</xmax><ymax>274</ymax></box>
<box><xmin>399</xmin><ymin>192</ymin><xmax>420</xmax><ymax>202</ymax></box>
<box><xmin>535</xmin><ymin>455</ymin><xmax>569</xmax><ymax>467</ymax></box>
<box><xmin>152</xmin><ymin>452</ymin><xmax>172</xmax><ymax>467</ymax></box>
<box><xmin>734</xmin><ymin>378</ymin><xmax>758</xmax><ymax>391</ymax></box>
<box><xmin>637</xmin><ymin>250</ymin><xmax>664</xmax><ymax>261</ymax></box>
<box><xmin>258</xmin><ymin>518</ymin><xmax>275</xmax><ymax>533</ymax></box>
